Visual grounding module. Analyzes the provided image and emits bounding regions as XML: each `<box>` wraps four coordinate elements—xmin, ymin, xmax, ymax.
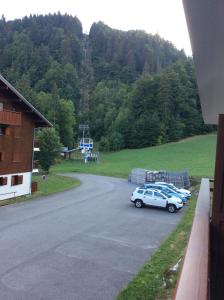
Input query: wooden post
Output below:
<box><xmin>211</xmin><ymin>114</ymin><xmax>224</xmax><ymax>299</ymax></box>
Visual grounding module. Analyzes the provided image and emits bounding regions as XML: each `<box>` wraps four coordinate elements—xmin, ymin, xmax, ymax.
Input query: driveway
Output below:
<box><xmin>0</xmin><ymin>173</ymin><xmax>184</xmax><ymax>300</ymax></box>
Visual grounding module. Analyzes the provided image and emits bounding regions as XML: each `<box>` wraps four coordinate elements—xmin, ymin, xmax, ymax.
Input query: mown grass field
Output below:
<box><xmin>53</xmin><ymin>134</ymin><xmax>216</xmax><ymax>178</ymax></box>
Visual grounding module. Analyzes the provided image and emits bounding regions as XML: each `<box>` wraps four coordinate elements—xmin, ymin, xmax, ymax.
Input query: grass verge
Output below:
<box><xmin>117</xmin><ymin>186</ymin><xmax>198</xmax><ymax>300</ymax></box>
<box><xmin>0</xmin><ymin>174</ymin><xmax>80</xmax><ymax>207</ymax></box>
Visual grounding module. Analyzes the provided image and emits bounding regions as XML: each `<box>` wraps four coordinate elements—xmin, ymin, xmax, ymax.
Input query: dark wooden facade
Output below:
<box><xmin>0</xmin><ymin>74</ymin><xmax>51</xmax><ymax>176</ymax></box>
<box><xmin>0</xmin><ymin>114</ymin><xmax>34</xmax><ymax>175</ymax></box>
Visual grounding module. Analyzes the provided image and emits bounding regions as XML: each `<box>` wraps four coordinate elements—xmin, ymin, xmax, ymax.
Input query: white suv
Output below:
<box><xmin>131</xmin><ymin>188</ymin><xmax>183</xmax><ymax>213</ymax></box>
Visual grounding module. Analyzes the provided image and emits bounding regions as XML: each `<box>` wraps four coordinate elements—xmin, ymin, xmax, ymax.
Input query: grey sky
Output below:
<box><xmin>2</xmin><ymin>0</ymin><xmax>192</xmax><ymax>55</ymax></box>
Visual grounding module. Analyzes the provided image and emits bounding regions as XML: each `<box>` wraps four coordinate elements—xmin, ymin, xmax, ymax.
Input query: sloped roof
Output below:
<box><xmin>0</xmin><ymin>74</ymin><xmax>52</xmax><ymax>127</ymax></box>
<box><xmin>182</xmin><ymin>0</ymin><xmax>224</xmax><ymax>124</ymax></box>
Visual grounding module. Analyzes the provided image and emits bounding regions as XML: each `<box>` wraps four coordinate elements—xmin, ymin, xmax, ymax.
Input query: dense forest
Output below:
<box><xmin>0</xmin><ymin>13</ymin><xmax>213</xmax><ymax>150</ymax></box>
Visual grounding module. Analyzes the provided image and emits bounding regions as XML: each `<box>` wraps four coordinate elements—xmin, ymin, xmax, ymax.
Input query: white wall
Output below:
<box><xmin>0</xmin><ymin>172</ymin><xmax>32</xmax><ymax>201</ymax></box>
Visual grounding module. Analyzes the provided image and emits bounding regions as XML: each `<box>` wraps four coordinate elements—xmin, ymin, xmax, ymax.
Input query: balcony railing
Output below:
<box><xmin>33</xmin><ymin>140</ymin><xmax>40</xmax><ymax>151</ymax></box>
<box><xmin>174</xmin><ymin>178</ymin><xmax>210</xmax><ymax>300</ymax></box>
<box><xmin>0</xmin><ymin>110</ymin><xmax>21</xmax><ymax>126</ymax></box>
<box><xmin>34</xmin><ymin>140</ymin><xmax>39</xmax><ymax>148</ymax></box>
<box><xmin>33</xmin><ymin>160</ymin><xmax>39</xmax><ymax>169</ymax></box>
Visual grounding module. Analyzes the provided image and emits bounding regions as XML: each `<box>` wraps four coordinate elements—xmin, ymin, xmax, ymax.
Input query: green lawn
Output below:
<box><xmin>0</xmin><ymin>174</ymin><xmax>80</xmax><ymax>207</ymax></box>
<box><xmin>32</xmin><ymin>174</ymin><xmax>80</xmax><ymax>195</ymax></box>
<box><xmin>53</xmin><ymin>134</ymin><xmax>216</xmax><ymax>178</ymax></box>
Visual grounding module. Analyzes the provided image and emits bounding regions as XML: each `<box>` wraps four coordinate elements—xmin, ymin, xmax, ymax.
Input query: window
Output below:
<box><xmin>11</xmin><ymin>175</ymin><xmax>23</xmax><ymax>186</ymax></box>
<box><xmin>0</xmin><ymin>177</ymin><xmax>7</xmax><ymax>186</ymax></box>
<box><xmin>155</xmin><ymin>191</ymin><xmax>166</xmax><ymax>199</ymax></box>
<box><xmin>0</xmin><ymin>126</ymin><xmax>12</xmax><ymax>136</ymax></box>
<box><xmin>145</xmin><ymin>190</ymin><xmax>153</xmax><ymax>196</ymax></box>
<box><xmin>0</xmin><ymin>126</ymin><xmax>6</xmax><ymax>135</ymax></box>
<box><xmin>137</xmin><ymin>189</ymin><xmax>144</xmax><ymax>194</ymax></box>
<box><xmin>155</xmin><ymin>191</ymin><xmax>163</xmax><ymax>198</ymax></box>
<box><xmin>0</xmin><ymin>102</ymin><xmax>3</xmax><ymax>111</ymax></box>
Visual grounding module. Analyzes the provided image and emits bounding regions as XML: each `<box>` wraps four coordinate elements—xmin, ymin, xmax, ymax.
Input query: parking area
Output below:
<box><xmin>0</xmin><ymin>173</ymin><xmax>184</xmax><ymax>300</ymax></box>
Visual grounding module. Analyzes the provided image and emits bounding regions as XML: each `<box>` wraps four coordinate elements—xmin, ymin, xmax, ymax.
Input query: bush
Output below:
<box><xmin>99</xmin><ymin>136</ymin><xmax>110</xmax><ymax>151</ymax></box>
<box><xmin>37</xmin><ymin>128</ymin><xmax>62</xmax><ymax>172</ymax></box>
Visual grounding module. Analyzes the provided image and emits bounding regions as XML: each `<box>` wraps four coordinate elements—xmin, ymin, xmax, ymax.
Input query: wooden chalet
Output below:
<box><xmin>0</xmin><ymin>74</ymin><xmax>52</xmax><ymax>200</ymax></box>
<box><xmin>174</xmin><ymin>1</ymin><xmax>224</xmax><ymax>299</ymax></box>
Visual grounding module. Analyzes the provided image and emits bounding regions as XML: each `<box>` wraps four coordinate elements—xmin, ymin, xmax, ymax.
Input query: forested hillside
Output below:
<box><xmin>0</xmin><ymin>13</ymin><xmax>213</xmax><ymax>150</ymax></box>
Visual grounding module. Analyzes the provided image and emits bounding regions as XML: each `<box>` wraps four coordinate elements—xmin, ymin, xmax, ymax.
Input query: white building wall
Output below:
<box><xmin>0</xmin><ymin>172</ymin><xmax>32</xmax><ymax>201</ymax></box>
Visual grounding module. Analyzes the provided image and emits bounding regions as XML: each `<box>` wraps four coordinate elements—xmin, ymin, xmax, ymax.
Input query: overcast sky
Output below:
<box><xmin>2</xmin><ymin>0</ymin><xmax>192</xmax><ymax>55</ymax></box>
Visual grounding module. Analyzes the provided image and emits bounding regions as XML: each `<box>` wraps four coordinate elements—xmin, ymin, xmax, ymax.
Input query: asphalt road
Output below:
<box><xmin>0</xmin><ymin>174</ymin><xmax>184</xmax><ymax>300</ymax></box>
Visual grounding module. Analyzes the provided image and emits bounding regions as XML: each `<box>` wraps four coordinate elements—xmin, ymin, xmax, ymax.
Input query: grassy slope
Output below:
<box><xmin>53</xmin><ymin>134</ymin><xmax>216</xmax><ymax>178</ymax></box>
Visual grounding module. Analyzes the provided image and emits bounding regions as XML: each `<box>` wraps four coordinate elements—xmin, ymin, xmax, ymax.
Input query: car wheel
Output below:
<box><xmin>167</xmin><ymin>204</ymin><xmax>176</xmax><ymax>213</ymax></box>
<box><xmin>135</xmin><ymin>199</ymin><xmax>143</xmax><ymax>208</ymax></box>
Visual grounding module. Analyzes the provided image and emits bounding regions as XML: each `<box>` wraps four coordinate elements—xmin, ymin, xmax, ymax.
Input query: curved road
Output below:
<box><xmin>0</xmin><ymin>174</ymin><xmax>184</xmax><ymax>300</ymax></box>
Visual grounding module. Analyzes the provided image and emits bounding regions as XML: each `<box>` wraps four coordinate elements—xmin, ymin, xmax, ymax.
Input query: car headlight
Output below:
<box><xmin>178</xmin><ymin>201</ymin><xmax>182</xmax><ymax>204</ymax></box>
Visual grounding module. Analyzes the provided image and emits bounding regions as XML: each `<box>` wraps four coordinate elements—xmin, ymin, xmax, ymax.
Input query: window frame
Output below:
<box><xmin>11</xmin><ymin>175</ymin><xmax>23</xmax><ymax>186</ymax></box>
<box><xmin>0</xmin><ymin>177</ymin><xmax>7</xmax><ymax>186</ymax></box>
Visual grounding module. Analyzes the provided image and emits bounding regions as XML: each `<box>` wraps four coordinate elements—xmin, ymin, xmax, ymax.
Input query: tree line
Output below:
<box><xmin>0</xmin><ymin>13</ymin><xmax>214</xmax><ymax>151</ymax></box>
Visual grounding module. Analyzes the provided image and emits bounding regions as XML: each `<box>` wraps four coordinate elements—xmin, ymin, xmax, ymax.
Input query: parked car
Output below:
<box><xmin>141</xmin><ymin>183</ymin><xmax>188</xmax><ymax>203</ymax></box>
<box><xmin>155</xmin><ymin>182</ymin><xmax>191</xmax><ymax>198</ymax></box>
<box><xmin>131</xmin><ymin>188</ymin><xmax>183</xmax><ymax>213</ymax></box>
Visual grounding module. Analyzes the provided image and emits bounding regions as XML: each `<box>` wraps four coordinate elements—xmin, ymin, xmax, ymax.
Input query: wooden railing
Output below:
<box><xmin>0</xmin><ymin>110</ymin><xmax>21</xmax><ymax>126</ymax></box>
<box><xmin>174</xmin><ymin>178</ymin><xmax>210</xmax><ymax>300</ymax></box>
<box><xmin>33</xmin><ymin>160</ymin><xmax>39</xmax><ymax>169</ymax></box>
<box><xmin>34</xmin><ymin>140</ymin><xmax>39</xmax><ymax>148</ymax></box>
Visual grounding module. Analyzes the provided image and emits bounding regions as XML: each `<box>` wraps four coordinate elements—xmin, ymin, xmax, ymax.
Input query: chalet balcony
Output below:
<box><xmin>33</xmin><ymin>140</ymin><xmax>40</xmax><ymax>151</ymax></box>
<box><xmin>33</xmin><ymin>160</ymin><xmax>39</xmax><ymax>169</ymax></box>
<box><xmin>32</xmin><ymin>160</ymin><xmax>39</xmax><ymax>173</ymax></box>
<box><xmin>0</xmin><ymin>110</ymin><xmax>21</xmax><ymax>126</ymax></box>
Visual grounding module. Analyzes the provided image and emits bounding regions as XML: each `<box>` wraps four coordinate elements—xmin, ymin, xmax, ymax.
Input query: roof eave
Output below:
<box><xmin>0</xmin><ymin>74</ymin><xmax>53</xmax><ymax>127</ymax></box>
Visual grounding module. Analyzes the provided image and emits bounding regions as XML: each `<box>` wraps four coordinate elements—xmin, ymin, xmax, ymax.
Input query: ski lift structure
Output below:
<box><xmin>78</xmin><ymin>124</ymin><xmax>93</xmax><ymax>151</ymax></box>
<box><xmin>61</xmin><ymin>124</ymin><xmax>97</xmax><ymax>161</ymax></box>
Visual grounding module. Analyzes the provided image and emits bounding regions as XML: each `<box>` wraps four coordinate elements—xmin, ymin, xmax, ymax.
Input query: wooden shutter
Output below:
<box><xmin>5</xmin><ymin>127</ymin><xmax>12</xmax><ymax>136</ymax></box>
<box><xmin>18</xmin><ymin>175</ymin><xmax>23</xmax><ymax>184</ymax></box>
<box><xmin>11</xmin><ymin>176</ymin><xmax>15</xmax><ymax>186</ymax></box>
<box><xmin>3</xmin><ymin>177</ymin><xmax>7</xmax><ymax>185</ymax></box>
